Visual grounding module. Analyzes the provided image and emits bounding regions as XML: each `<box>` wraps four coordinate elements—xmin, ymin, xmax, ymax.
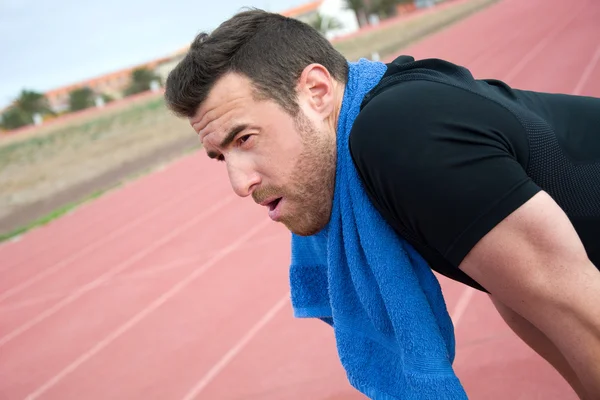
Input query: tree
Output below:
<box><xmin>1</xmin><ymin>106</ymin><xmax>31</xmax><ymax>130</ymax></box>
<box><xmin>101</xmin><ymin>93</ymin><xmax>114</xmax><ymax>103</ymax></box>
<box><xmin>13</xmin><ymin>89</ymin><xmax>52</xmax><ymax>116</ymax></box>
<box><xmin>345</xmin><ymin>0</ymin><xmax>370</xmax><ymax>27</ymax></box>
<box><xmin>369</xmin><ymin>0</ymin><xmax>415</xmax><ymax>19</ymax></box>
<box><xmin>69</xmin><ymin>87</ymin><xmax>95</xmax><ymax>112</ymax></box>
<box><xmin>309</xmin><ymin>12</ymin><xmax>343</xmax><ymax>36</ymax></box>
<box><xmin>0</xmin><ymin>89</ymin><xmax>53</xmax><ymax>130</ymax></box>
<box><xmin>124</xmin><ymin>67</ymin><xmax>161</xmax><ymax>96</ymax></box>
<box><xmin>370</xmin><ymin>0</ymin><xmax>398</xmax><ymax>18</ymax></box>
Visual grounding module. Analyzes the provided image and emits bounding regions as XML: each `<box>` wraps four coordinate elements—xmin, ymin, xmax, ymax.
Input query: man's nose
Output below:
<box><xmin>227</xmin><ymin>163</ymin><xmax>260</xmax><ymax>198</ymax></box>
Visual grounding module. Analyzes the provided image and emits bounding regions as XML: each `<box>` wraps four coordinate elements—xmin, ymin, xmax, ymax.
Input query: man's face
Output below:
<box><xmin>190</xmin><ymin>72</ymin><xmax>337</xmax><ymax>236</ymax></box>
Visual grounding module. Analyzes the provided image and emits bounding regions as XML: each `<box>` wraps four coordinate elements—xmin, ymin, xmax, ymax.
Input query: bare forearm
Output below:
<box><xmin>531</xmin><ymin>261</ymin><xmax>600</xmax><ymax>399</ymax></box>
<box><xmin>551</xmin><ymin>307</ymin><xmax>600</xmax><ymax>399</ymax></box>
<box><xmin>491</xmin><ymin>296</ymin><xmax>589</xmax><ymax>399</ymax></box>
<box><xmin>457</xmin><ymin>192</ymin><xmax>600</xmax><ymax>398</ymax></box>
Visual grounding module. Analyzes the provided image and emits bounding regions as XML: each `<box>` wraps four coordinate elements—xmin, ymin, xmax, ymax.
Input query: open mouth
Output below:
<box><xmin>265</xmin><ymin>197</ymin><xmax>283</xmax><ymax>221</ymax></box>
<box><xmin>268</xmin><ymin>198</ymin><xmax>282</xmax><ymax>211</ymax></box>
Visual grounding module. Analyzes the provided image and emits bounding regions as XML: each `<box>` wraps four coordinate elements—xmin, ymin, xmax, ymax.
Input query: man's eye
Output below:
<box><xmin>238</xmin><ymin>135</ymin><xmax>251</xmax><ymax>145</ymax></box>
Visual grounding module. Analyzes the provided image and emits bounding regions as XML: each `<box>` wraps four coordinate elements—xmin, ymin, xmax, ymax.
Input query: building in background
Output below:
<box><xmin>282</xmin><ymin>0</ymin><xmax>360</xmax><ymax>40</ymax></box>
<box><xmin>281</xmin><ymin>0</ymin><xmax>324</xmax><ymax>23</ymax></box>
<box><xmin>43</xmin><ymin>51</ymin><xmax>184</xmax><ymax>114</ymax></box>
<box><xmin>41</xmin><ymin>0</ymin><xmax>361</xmax><ymax>114</ymax></box>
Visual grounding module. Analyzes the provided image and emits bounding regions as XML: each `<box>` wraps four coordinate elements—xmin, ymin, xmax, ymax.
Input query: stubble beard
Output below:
<box><xmin>281</xmin><ymin>112</ymin><xmax>337</xmax><ymax>236</ymax></box>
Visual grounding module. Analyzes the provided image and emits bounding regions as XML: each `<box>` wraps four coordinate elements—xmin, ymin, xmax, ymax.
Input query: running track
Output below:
<box><xmin>1</xmin><ymin>0</ymin><xmax>599</xmax><ymax>398</ymax></box>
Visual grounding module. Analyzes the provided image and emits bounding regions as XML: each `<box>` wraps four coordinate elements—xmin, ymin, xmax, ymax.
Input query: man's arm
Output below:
<box><xmin>350</xmin><ymin>78</ymin><xmax>600</xmax><ymax>397</ymax></box>
<box><xmin>458</xmin><ymin>190</ymin><xmax>600</xmax><ymax>398</ymax></box>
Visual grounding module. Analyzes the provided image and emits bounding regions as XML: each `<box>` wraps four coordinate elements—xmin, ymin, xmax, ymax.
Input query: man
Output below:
<box><xmin>164</xmin><ymin>9</ymin><xmax>600</xmax><ymax>399</ymax></box>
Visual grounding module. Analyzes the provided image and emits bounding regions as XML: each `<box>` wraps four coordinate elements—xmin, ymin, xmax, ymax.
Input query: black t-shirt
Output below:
<box><xmin>349</xmin><ymin>55</ymin><xmax>600</xmax><ymax>292</ymax></box>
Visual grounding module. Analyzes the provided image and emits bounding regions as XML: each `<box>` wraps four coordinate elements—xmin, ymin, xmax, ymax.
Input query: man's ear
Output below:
<box><xmin>297</xmin><ymin>63</ymin><xmax>335</xmax><ymax>116</ymax></box>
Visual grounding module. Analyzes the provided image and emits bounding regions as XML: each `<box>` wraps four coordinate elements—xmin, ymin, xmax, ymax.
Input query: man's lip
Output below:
<box><xmin>268</xmin><ymin>198</ymin><xmax>283</xmax><ymax>221</ymax></box>
<box><xmin>259</xmin><ymin>197</ymin><xmax>280</xmax><ymax>207</ymax></box>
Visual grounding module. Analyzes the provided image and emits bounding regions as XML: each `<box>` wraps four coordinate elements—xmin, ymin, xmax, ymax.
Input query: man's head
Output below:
<box><xmin>164</xmin><ymin>9</ymin><xmax>349</xmax><ymax>236</ymax></box>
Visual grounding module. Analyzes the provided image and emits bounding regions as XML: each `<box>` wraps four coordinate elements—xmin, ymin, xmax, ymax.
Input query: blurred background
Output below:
<box><xmin>0</xmin><ymin>0</ymin><xmax>452</xmax><ymax>236</ymax></box>
<box><xmin>1</xmin><ymin>0</ymin><xmax>598</xmax><ymax>399</ymax></box>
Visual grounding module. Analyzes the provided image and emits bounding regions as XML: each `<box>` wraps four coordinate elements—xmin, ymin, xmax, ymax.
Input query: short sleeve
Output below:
<box><xmin>349</xmin><ymin>79</ymin><xmax>542</xmax><ymax>267</ymax></box>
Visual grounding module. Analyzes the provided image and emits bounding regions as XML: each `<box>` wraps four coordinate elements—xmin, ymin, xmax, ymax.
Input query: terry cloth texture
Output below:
<box><xmin>289</xmin><ymin>58</ymin><xmax>468</xmax><ymax>399</ymax></box>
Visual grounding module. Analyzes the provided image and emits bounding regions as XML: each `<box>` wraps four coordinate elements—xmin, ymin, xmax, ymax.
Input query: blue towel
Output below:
<box><xmin>289</xmin><ymin>58</ymin><xmax>468</xmax><ymax>399</ymax></box>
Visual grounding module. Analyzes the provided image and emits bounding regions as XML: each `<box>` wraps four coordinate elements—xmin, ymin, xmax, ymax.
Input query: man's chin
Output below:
<box><xmin>289</xmin><ymin>227</ymin><xmax>320</xmax><ymax>237</ymax></box>
<box><xmin>282</xmin><ymin>216</ymin><xmax>329</xmax><ymax>237</ymax></box>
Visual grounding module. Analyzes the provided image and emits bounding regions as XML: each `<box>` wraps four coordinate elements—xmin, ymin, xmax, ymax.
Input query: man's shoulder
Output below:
<box><xmin>361</xmin><ymin>77</ymin><xmax>458</xmax><ymax>113</ymax></box>
<box><xmin>350</xmin><ymin>78</ymin><xmax>480</xmax><ymax>161</ymax></box>
<box><xmin>350</xmin><ymin>75</ymin><xmax>527</xmax><ymax>156</ymax></box>
<box><xmin>354</xmin><ymin>79</ymin><xmax>441</xmax><ymax>127</ymax></box>
<box><xmin>348</xmin><ymin>79</ymin><xmax>470</xmax><ymax>205</ymax></box>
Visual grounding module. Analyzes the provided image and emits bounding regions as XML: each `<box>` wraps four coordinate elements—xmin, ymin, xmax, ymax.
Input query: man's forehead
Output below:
<box><xmin>191</xmin><ymin>101</ymin><xmax>242</xmax><ymax>145</ymax></box>
<box><xmin>190</xmin><ymin>73</ymin><xmax>253</xmax><ymax>134</ymax></box>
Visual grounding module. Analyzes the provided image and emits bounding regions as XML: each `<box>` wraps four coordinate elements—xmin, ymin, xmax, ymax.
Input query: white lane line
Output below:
<box><xmin>451</xmin><ymin>287</ymin><xmax>475</xmax><ymax>327</ymax></box>
<box><xmin>181</xmin><ymin>292</ymin><xmax>290</xmax><ymax>400</ymax></box>
<box><xmin>573</xmin><ymin>43</ymin><xmax>600</xmax><ymax>95</ymax></box>
<box><xmin>24</xmin><ymin>218</ymin><xmax>271</xmax><ymax>400</ymax></box>
<box><xmin>0</xmin><ymin>181</ymin><xmax>217</xmax><ymax>303</ymax></box>
<box><xmin>0</xmin><ymin>195</ymin><xmax>236</xmax><ymax>347</ymax></box>
<box><xmin>503</xmin><ymin>3</ymin><xmax>587</xmax><ymax>83</ymax></box>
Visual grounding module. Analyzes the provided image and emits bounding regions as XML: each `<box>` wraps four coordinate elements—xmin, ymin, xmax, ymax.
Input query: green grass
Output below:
<box><xmin>333</xmin><ymin>0</ymin><xmax>498</xmax><ymax>61</ymax></box>
<box><xmin>0</xmin><ymin>96</ymin><xmax>167</xmax><ymax>170</ymax></box>
<box><xmin>0</xmin><ymin>188</ymin><xmax>108</xmax><ymax>242</ymax></box>
<box><xmin>0</xmin><ymin>0</ymin><xmax>498</xmax><ymax>241</ymax></box>
<box><xmin>0</xmin><ymin>142</ymin><xmax>200</xmax><ymax>243</ymax></box>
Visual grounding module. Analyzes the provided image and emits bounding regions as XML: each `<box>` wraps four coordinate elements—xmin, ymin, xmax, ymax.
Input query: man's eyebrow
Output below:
<box><xmin>219</xmin><ymin>124</ymin><xmax>248</xmax><ymax>148</ymax></box>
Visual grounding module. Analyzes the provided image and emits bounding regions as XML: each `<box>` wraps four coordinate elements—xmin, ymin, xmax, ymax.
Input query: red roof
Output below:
<box><xmin>280</xmin><ymin>0</ymin><xmax>323</xmax><ymax>17</ymax></box>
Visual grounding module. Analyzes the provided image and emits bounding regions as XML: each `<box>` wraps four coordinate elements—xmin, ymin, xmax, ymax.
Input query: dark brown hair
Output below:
<box><xmin>164</xmin><ymin>9</ymin><xmax>348</xmax><ymax>118</ymax></box>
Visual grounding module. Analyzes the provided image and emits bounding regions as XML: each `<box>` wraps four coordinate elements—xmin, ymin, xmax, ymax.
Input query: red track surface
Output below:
<box><xmin>1</xmin><ymin>0</ymin><xmax>599</xmax><ymax>398</ymax></box>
